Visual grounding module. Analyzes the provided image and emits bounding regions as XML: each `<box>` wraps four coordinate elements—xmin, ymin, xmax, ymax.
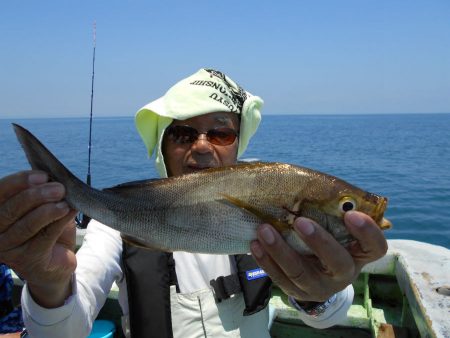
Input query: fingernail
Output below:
<box><xmin>294</xmin><ymin>218</ymin><xmax>315</xmax><ymax>235</ymax></box>
<box><xmin>346</xmin><ymin>211</ymin><xmax>365</xmax><ymax>227</ymax></box>
<box><xmin>260</xmin><ymin>225</ymin><xmax>275</xmax><ymax>245</ymax></box>
<box><xmin>29</xmin><ymin>173</ymin><xmax>48</xmax><ymax>185</ymax></box>
<box><xmin>42</xmin><ymin>184</ymin><xmax>64</xmax><ymax>198</ymax></box>
<box><xmin>55</xmin><ymin>201</ymin><xmax>69</xmax><ymax>210</ymax></box>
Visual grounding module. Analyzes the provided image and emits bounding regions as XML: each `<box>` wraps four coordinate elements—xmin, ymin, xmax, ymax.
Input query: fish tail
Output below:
<box><xmin>13</xmin><ymin>124</ymin><xmax>79</xmax><ymax>182</ymax></box>
<box><xmin>12</xmin><ymin>123</ymin><xmax>91</xmax><ymax>211</ymax></box>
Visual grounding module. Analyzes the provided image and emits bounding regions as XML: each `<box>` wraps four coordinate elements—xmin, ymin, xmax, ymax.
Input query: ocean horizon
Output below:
<box><xmin>2</xmin><ymin>112</ymin><xmax>449</xmax><ymax>120</ymax></box>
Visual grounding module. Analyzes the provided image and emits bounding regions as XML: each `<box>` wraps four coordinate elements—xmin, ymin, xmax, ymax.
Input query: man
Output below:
<box><xmin>0</xmin><ymin>69</ymin><xmax>387</xmax><ymax>337</ymax></box>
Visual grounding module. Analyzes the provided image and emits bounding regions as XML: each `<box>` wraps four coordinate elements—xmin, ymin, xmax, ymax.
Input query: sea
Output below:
<box><xmin>1</xmin><ymin>113</ymin><xmax>449</xmax><ymax>248</ymax></box>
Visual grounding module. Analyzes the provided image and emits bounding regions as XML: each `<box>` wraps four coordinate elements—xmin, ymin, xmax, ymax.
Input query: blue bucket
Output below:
<box><xmin>87</xmin><ymin>319</ymin><xmax>116</xmax><ymax>338</ymax></box>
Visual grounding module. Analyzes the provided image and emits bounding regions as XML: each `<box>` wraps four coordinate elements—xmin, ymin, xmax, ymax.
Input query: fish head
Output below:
<box><xmin>334</xmin><ymin>191</ymin><xmax>392</xmax><ymax>230</ymax></box>
<box><xmin>297</xmin><ymin>176</ymin><xmax>392</xmax><ymax>231</ymax></box>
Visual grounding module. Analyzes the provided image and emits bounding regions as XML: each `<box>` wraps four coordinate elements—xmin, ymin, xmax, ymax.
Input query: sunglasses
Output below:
<box><xmin>165</xmin><ymin>125</ymin><xmax>238</xmax><ymax>146</ymax></box>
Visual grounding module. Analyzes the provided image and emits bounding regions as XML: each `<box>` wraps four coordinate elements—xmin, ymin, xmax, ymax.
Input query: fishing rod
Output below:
<box><xmin>87</xmin><ymin>21</ymin><xmax>96</xmax><ymax>187</ymax></box>
<box><xmin>77</xmin><ymin>21</ymin><xmax>96</xmax><ymax>229</ymax></box>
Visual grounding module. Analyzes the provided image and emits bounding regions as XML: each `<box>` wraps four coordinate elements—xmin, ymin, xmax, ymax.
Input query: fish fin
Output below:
<box><xmin>236</xmin><ymin>160</ymin><xmax>265</xmax><ymax>165</ymax></box>
<box><xmin>121</xmin><ymin>234</ymin><xmax>171</xmax><ymax>252</ymax></box>
<box><xmin>105</xmin><ymin>178</ymin><xmax>160</xmax><ymax>190</ymax></box>
<box><xmin>221</xmin><ymin>194</ymin><xmax>290</xmax><ymax>233</ymax></box>
<box><xmin>283</xmin><ymin>199</ymin><xmax>306</xmax><ymax>225</ymax></box>
<box><xmin>283</xmin><ymin>206</ymin><xmax>303</xmax><ymax>217</ymax></box>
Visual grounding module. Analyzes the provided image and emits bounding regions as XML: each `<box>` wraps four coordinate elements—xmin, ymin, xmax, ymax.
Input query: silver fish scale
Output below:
<box><xmin>104</xmin><ymin>164</ymin><xmax>323</xmax><ymax>254</ymax></box>
<box><xmin>70</xmin><ymin>163</ymin><xmax>306</xmax><ymax>254</ymax></box>
<box><xmin>126</xmin><ymin>164</ymin><xmax>308</xmax><ymax>253</ymax></box>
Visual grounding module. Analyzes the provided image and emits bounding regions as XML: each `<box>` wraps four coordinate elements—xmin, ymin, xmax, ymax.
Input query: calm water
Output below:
<box><xmin>1</xmin><ymin>114</ymin><xmax>449</xmax><ymax>248</ymax></box>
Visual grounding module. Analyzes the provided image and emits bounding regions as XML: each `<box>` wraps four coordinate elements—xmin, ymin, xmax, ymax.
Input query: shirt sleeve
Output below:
<box><xmin>290</xmin><ymin>284</ymin><xmax>354</xmax><ymax>329</ymax></box>
<box><xmin>21</xmin><ymin>220</ymin><xmax>123</xmax><ymax>338</ymax></box>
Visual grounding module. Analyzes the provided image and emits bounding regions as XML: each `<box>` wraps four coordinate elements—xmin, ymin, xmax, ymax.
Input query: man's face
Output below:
<box><xmin>162</xmin><ymin>112</ymin><xmax>240</xmax><ymax>177</ymax></box>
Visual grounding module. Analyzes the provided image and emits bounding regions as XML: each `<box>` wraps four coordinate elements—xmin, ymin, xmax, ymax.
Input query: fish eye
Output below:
<box><xmin>339</xmin><ymin>197</ymin><xmax>357</xmax><ymax>213</ymax></box>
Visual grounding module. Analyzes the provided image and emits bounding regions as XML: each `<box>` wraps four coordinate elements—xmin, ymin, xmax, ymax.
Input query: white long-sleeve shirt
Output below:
<box><xmin>21</xmin><ymin>220</ymin><xmax>354</xmax><ymax>338</ymax></box>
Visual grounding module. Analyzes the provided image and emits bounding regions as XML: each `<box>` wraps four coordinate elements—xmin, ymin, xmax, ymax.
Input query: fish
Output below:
<box><xmin>13</xmin><ymin>123</ymin><xmax>391</xmax><ymax>255</ymax></box>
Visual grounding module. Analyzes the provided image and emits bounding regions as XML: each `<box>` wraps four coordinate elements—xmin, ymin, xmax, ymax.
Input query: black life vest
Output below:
<box><xmin>121</xmin><ymin>242</ymin><xmax>272</xmax><ymax>338</ymax></box>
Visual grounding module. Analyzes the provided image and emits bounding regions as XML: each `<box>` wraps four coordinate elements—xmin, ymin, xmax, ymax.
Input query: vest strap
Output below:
<box><xmin>210</xmin><ymin>255</ymin><xmax>272</xmax><ymax>316</ymax></box>
<box><xmin>122</xmin><ymin>241</ymin><xmax>178</xmax><ymax>338</ymax></box>
<box><xmin>210</xmin><ymin>274</ymin><xmax>241</xmax><ymax>302</ymax></box>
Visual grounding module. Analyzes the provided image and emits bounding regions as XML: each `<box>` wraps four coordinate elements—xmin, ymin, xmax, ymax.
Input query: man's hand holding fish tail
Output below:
<box><xmin>251</xmin><ymin>211</ymin><xmax>388</xmax><ymax>306</ymax></box>
<box><xmin>0</xmin><ymin>171</ymin><xmax>77</xmax><ymax>308</ymax></box>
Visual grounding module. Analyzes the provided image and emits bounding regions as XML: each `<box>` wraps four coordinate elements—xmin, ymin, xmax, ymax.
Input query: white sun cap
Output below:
<box><xmin>135</xmin><ymin>68</ymin><xmax>264</xmax><ymax>177</ymax></box>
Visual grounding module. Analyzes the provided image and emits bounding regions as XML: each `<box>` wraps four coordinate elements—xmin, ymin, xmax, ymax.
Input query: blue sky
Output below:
<box><xmin>1</xmin><ymin>1</ymin><xmax>449</xmax><ymax>118</ymax></box>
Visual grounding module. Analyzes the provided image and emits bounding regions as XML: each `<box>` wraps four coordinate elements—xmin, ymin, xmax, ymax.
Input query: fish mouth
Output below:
<box><xmin>380</xmin><ymin>217</ymin><xmax>392</xmax><ymax>230</ymax></box>
<box><xmin>374</xmin><ymin>197</ymin><xmax>392</xmax><ymax>230</ymax></box>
